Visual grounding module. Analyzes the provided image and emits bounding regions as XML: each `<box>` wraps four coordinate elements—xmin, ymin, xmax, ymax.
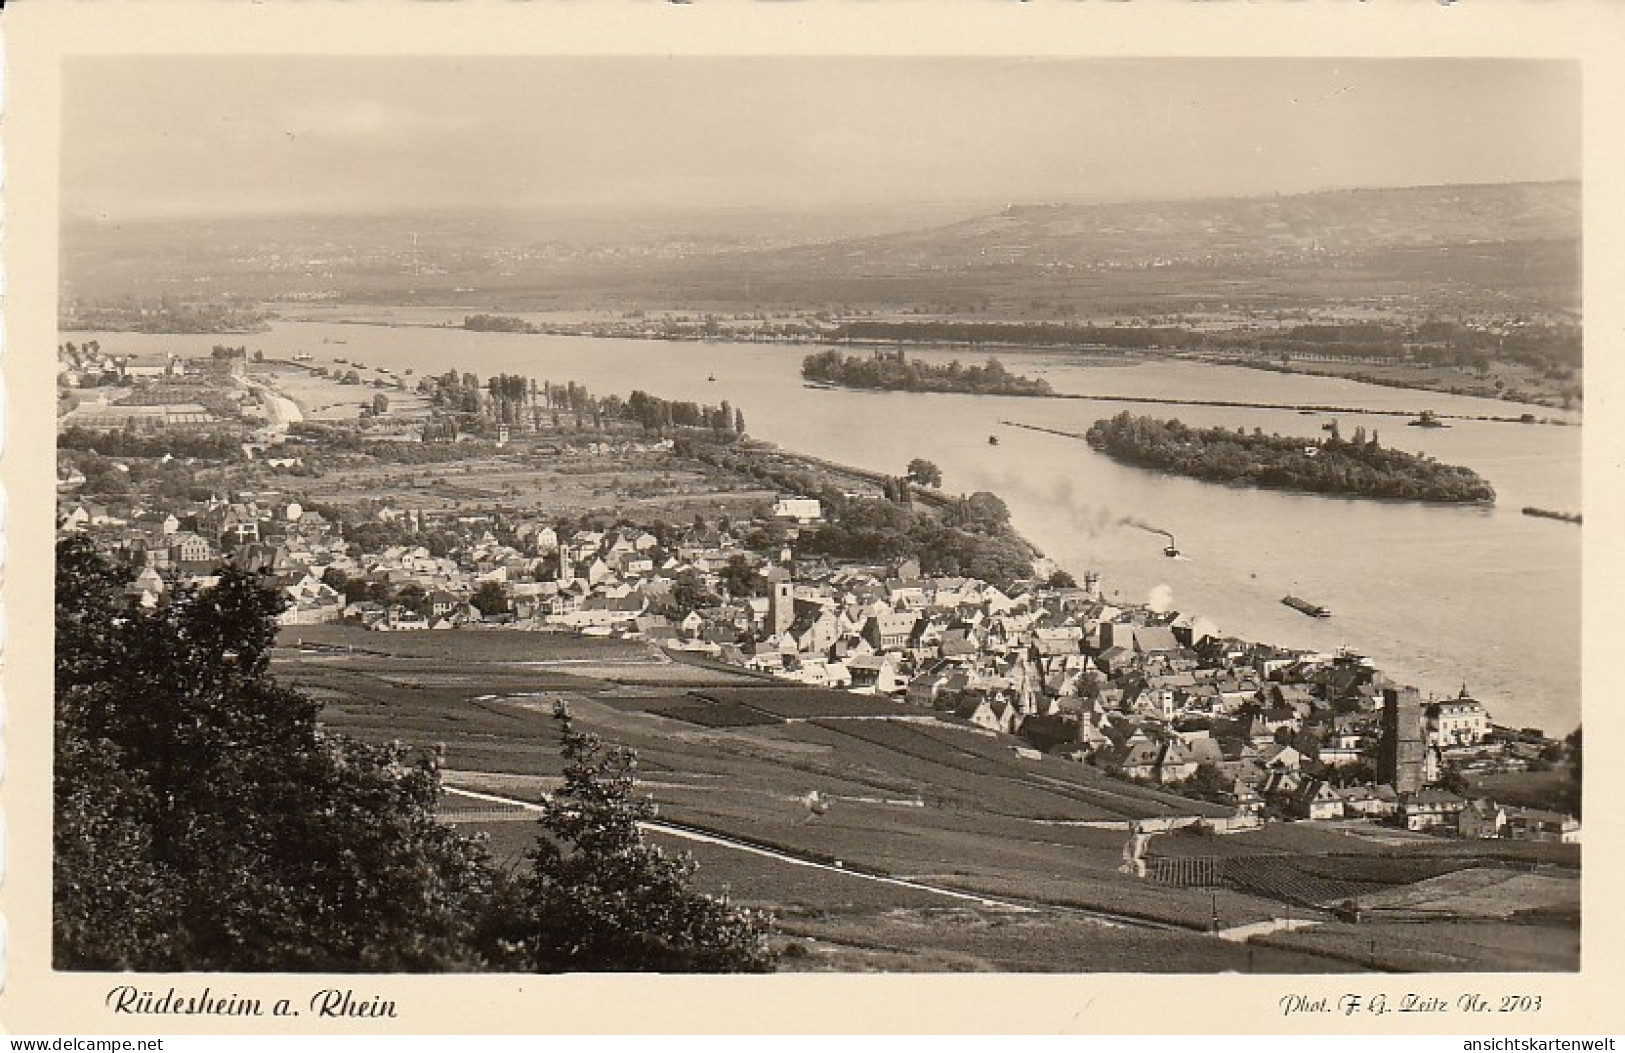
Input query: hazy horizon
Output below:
<box><xmin>61</xmin><ymin>177</ymin><xmax>1582</xmax><ymax>230</ymax></box>
<box><xmin>65</xmin><ymin>57</ymin><xmax>1579</xmax><ymax>223</ymax></box>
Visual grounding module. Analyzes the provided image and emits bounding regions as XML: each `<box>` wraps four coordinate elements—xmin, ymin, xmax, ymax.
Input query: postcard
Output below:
<box><xmin>3</xmin><ymin>1</ymin><xmax>1621</xmax><ymax>1036</ymax></box>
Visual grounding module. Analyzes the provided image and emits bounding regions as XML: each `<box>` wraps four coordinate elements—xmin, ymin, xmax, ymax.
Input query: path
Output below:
<box><xmin>437</xmin><ymin>785</ymin><xmax>1201</xmax><ymax>929</ymax></box>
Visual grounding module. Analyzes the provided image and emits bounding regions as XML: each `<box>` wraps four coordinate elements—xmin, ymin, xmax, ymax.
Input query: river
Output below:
<box><xmin>77</xmin><ymin>317</ymin><xmax>1583</xmax><ymax>735</ymax></box>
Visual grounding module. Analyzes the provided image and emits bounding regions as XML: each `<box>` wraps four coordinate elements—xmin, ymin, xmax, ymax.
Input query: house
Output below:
<box><xmin>125</xmin><ymin>567</ymin><xmax>165</xmax><ymax>608</ymax></box>
<box><xmin>863</xmin><ymin>611</ymin><xmax>920</xmax><ymax>652</ymax></box>
<box><xmin>134</xmin><ymin>511</ymin><xmax>181</xmax><ymax>535</ymax></box>
<box><xmin>614</xmin><ymin>552</ymin><xmax>653</xmax><ymax>575</ymax></box>
<box><xmin>1399</xmin><ymin>789</ymin><xmax>1466</xmax><ymax>832</ymax></box>
<box><xmin>955</xmin><ymin>698</ymin><xmax>1020</xmax><ymax>735</ymax></box>
<box><xmin>1503</xmin><ymin>807</ymin><xmax>1580</xmax><ymax>844</ymax></box>
<box><xmin>1317</xmin><ymin>730</ymin><xmax>1369</xmax><ymax>767</ymax></box>
<box><xmin>382</xmin><ymin>607</ymin><xmax>431</xmax><ymax>631</ymax></box>
<box><xmin>1428</xmin><ymin>688</ymin><xmax>1490</xmax><ymax>747</ymax></box>
<box><xmin>1103</xmin><ymin>740</ymin><xmax>1165</xmax><ymax>782</ymax></box>
<box><xmin>771</xmin><ymin>496</ymin><xmax>823</xmax><ymax>523</ymax></box>
<box><xmin>1457</xmin><ymin>798</ymin><xmax>1508</xmax><ymax>840</ymax></box>
<box><xmin>217</xmin><ymin>504</ymin><xmax>262</xmax><ymax>545</ymax></box>
<box><xmin>1291</xmin><ymin>778</ymin><xmax>1346</xmax><ymax>821</ymax></box>
<box><xmin>427</xmin><ymin>590</ymin><xmax>463</xmax><ymax>619</ymax></box>
<box><xmin>1153</xmin><ymin>740</ymin><xmax>1198</xmax><ymax>784</ymax></box>
<box><xmin>1257</xmin><ymin>742</ymin><xmax>1303</xmax><ymax>772</ymax></box>
<box><xmin>848</xmin><ymin>654</ymin><xmax>904</xmax><ymax>695</ymax></box>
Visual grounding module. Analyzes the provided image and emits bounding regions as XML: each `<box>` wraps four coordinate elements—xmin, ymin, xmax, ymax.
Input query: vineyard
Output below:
<box><xmin>691</xmin><ymin>685</ymin><xmax>905</xmax><ymax>720</ymax></box>
<box><xmin>1147</xmin><ymin>853</ymin><xmax>1460</xmax><ymax>909</ymax></box>
<box><xmin>648</xmin><ymin>700</ymin><xmax>784</xmax><ymax>728</ymax></box>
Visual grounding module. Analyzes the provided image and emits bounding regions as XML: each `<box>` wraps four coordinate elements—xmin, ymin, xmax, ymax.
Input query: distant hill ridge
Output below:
<box><xmin>761</xmin><ymin>181</ymin><xmax>1579</xmax><ymax>273</ymax></box>
<box><xmin>61</xmin><ymin>180</ymin><xmax>1580</xmax><ymax>312</ymax></box>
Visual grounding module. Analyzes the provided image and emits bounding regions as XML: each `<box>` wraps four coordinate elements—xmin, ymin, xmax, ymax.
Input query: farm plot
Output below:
<box><xmin>927</xmin><ymin>871</ymin><xmax>1291</xmax><ymax>932</ymax></box>
<box><xmin>1147</xmin><ymin>856</ymin><xmax>1224</xmax><ymax>888</ymax></box>
<box><xmin>693</xmin><ymin>686</ymin><xmax>905</xmax><ymax>720</ymax></box>
<box><xmin>1287</xmin><ymin>854</ymin><xmax>1469</xmax><ymax>886</ymax></box>
<box><xmin>1252</xmin><ymin>919</ymin><xmax>1579</xmax><ymax>972</ymax></box>
<box><xmin>903</xmin><ymin>720</ymin><xmax>1232</xmax><ymax>818</ymax></box>
<box><xmin>280</xmin><ymin>623</ymin><xmax>660</xmax><ymax>664</ymax></box>
<box><xmin>814</xmin><ymin>719</ymin><xmax>1226</xmax><ymax>822</ymax></box>
<box><xmin>649</xmin><ymin>701</ymin><xmax>785</xmax><ymax>729</ymax></box>
<box><xmin>1356</xmin><ymin>867</ymin><xmax>1580</xmax><ymax>920</ymax></box>
<box><xmin>643</xmin><ymin>834</ymin><xmax>961</xmax><ymax>912</ymax></box>
<box><xmin>1219</xmin><ymin>856</ymin><xmax>1389</xmax><ymax>908</ymax></box>
<box><xmin>796</xmin><ymin>721</ymin><xmax>1118</xmax><ymax>819</ymax></box>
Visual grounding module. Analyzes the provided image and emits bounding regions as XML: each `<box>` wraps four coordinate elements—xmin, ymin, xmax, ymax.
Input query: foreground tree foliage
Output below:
<box><xmin>55</xmin><ymin>538</ymin><xmax>773</xmax><ymax>973</ymax></box>
<box><xmin>56</xmin><ymin>537</ymin><xmax>494</xmax><ymax>970</ymax></box>
<box><xmin>506</xmin><ymin>704</ymin><xmax>777</xmax><ymax>973</ymax></box>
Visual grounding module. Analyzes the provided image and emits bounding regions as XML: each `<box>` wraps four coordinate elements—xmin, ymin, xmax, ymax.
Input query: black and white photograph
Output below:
<box><xmin>4</xmin><ymin>3</ymin><xmax>1621</xmax><ymax>1036</ymax></box>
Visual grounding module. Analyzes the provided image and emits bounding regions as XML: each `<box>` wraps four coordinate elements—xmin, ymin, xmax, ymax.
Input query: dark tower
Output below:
<box><xmin>769</xmin><ymin>581</ymin><xmax>795</xmax><ymax>638</ymax></box>
<box><xmin>1378</xmin><ymin>686</ymin><xmax>1427</xmax><ymax>794</ymax></box>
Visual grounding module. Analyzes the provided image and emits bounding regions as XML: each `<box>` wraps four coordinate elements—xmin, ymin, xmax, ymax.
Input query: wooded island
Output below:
<box><xmin>1085</xmin><ymin>412</ymin><xmax>1496</xmax><ymax>503</ymax></box>
<box><xmin>801</xmin><ymin>349</ymin><xmax>1053</xmax><ymax>397</ymax></box>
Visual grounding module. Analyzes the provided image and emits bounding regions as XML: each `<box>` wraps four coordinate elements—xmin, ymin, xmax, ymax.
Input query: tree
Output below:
<box><xmin>906</xmin><ymin>458</ymin><xmax>943</xmax><ymax>488</ymax></box>
<box><xmin>395</xmin><ymin>583</ymin><xmax>430</xmax><ymax>617</ymax></box>
<box><xmin>1047</xmin><ymin>569</ymin><xmax>1078</xmax><ymax>589</ymax></box>
<box><xmin>54</xmin><ymin>538</ymin><xmax>494</xmax><ymax>971</ymax></box>
<box><xmin>665</xmin><ymin>568</ymin><xmax>718</xmax><ymax>616</ymax></box>
<box><xmin>510</xmin><ymin>704</ymin><xmax>776</xmax><ymax>972</ymax></box>
<box><xmin>372</xmin><ymin>393</ymin><xmax>390</xmax><ymax>417</ymax></box>
<box><xmin>1184</xmin><ymin>763</ymin><xmax>1231</xmax><ymax>802</ymax></box>
<box><xmin>470</xmin><ymin>581</ymin><xmax>509</xmax><ymax>617</ymax></box>
<box><xmin>719</xmin><ymin>554</ymin><xmax>765</xmax><ymax>599</ymax></box>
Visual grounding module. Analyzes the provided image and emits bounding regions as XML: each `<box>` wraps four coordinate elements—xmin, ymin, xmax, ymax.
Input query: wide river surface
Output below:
<box><xmin>83</xmin><ymin>317</ymin><xmax>1583</xmax><ymax>735</ymax></box>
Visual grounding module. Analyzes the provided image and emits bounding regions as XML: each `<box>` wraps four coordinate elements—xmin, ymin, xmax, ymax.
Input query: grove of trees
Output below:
<box><xmin>55</xmin><ymin>539</ymin><xmax>775</xmax><ymax>972</ymax></box>
<box><xmin>801</xmin><ymin>350</ymin><xmax>1053</xmax><ymax>397</ymax></box>
<box><xmin>1085</xmin><ymin>412</ymin><xmax>1496</xmax><ymax>503</ymax></box>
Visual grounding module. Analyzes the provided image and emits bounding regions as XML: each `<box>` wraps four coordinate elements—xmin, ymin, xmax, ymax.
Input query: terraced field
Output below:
<box><xmin>279</xmin><ymin>627</ymin><xmax>1579</xmax><ymax>971</ymax></box>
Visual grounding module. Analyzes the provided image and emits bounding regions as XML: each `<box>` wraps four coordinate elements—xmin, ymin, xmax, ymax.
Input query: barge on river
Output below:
<box><xmin>1282</xmin><ymin>594</ymin><xmax>1332</xmax><ymax>618</ymax></box>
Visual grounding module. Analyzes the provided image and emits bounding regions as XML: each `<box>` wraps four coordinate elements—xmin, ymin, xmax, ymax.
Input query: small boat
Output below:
<box><xmin>707</xmin><ymin>374</ymin><xmax>717</xmax><ymax>382</ymax></box>
<box><xmin>292</xmin><ymin>352</ymin><xmax>313</xmax><ymax>362</ymax></box>
<box><xmin>334</xmin><ymin>357</ymin><xmax>348</xmax><ymax>364</ymax></box>
<box><xmin>1163</xmin><ymin>536</ymin><xmax>1180</xmax><ymax>558</ymax></box>
<box><xmin>1407</xmin><ymin>410</ymin><xmax>1448</xmax><ymax>429</ymax></box>
<box><xmin>1321</xmin><ymin>420</ymin><xmax>1337</xmax><ymax>432</ymax></box>
<box><xmin>988</xmin><ymin>435</ymin><xmax>1000</xmax><ymax>446</ymax></box>
<box><xmin>1282</xmin><ymin>594</ymin><xmax>1331</xmax><ymax>618</ymax></box>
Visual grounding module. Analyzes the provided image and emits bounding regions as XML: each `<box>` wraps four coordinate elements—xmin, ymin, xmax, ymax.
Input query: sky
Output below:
<box><xmin>62</xmin><ymin>57</ymin><xmax>1581</xmax><ymax>221</ymax></box>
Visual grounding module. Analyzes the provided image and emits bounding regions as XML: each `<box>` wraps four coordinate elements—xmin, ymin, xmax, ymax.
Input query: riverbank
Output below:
<box><xmin>281</xmin><ymin>307</ymin><xmax>1582</xmax><ymax>418</ymax></box>
<box><xmin>62</xmin><ymin>318</ymin><xmax>1580</xmax><ymax>734</ymax></box>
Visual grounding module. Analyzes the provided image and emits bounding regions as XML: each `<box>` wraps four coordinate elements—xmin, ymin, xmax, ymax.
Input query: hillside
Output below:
<box><xmin>278</xmin><ymin>625</ymin><xmax>1577</xmax><ymax>973</ymax></box>
<box><xmin>62</xmin><ymin>182</ymin><xmax>1580</xmax><ymax>318</ymax></box>
<box><xmin>771</xmin><ymin>181</ymin><xmax>1579</xmax><ymax>273</ymax></box>
<box><xmin>666</xmin><ymin>181</ymin><xmax>1579</xmax><ymax>316</ymax></box>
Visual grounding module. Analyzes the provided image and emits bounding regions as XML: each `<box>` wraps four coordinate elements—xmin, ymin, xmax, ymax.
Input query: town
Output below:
<box><xmin>57</xmin><ymin>339</ymin><xmax>1581</xmax><ymax>848</ymax></box>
